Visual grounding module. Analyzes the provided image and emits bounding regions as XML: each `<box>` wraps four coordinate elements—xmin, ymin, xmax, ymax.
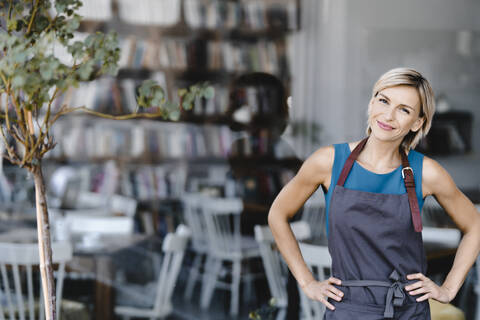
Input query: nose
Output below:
<box><xmin>384</xmin><ymin>106</ymin><xmax>395</xmax><ymax>121</ymax></box>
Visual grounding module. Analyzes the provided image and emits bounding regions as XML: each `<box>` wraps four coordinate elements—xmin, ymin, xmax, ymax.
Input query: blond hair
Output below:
<box><xmin>366</xmin><ymin>68</ymin><xmax>436</xmax><ymax>151</ymax></box>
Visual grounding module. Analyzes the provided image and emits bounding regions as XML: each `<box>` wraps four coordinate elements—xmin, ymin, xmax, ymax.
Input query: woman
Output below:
<box><xmin>268</xmin><ymin>67</ymin><xmax>480</xmax><ymax>319</ymax></box>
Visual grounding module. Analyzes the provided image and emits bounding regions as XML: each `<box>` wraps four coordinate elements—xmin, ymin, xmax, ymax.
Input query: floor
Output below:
<box><xmin>167</xmin><ymin>266</ymin><xmax>274</xmax><ymax>320</ymax></box>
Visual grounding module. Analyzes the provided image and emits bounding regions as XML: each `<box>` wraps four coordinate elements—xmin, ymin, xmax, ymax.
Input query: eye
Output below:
<box><xmin>401</xmin><ymin>107</ymin><xmax>410</xmax><ymax>114</ymax></box>
<box><xmin>379</xmin><ymin>98</ymin><xmax>388</xmax><ymax>104</ymax></box>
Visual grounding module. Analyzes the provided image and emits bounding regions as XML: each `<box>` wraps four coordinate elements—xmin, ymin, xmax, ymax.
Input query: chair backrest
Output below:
<box><xmin>66</xmin><ymin>214</ymin><xmax>134</xmax><ymax>236</ymax></box>
<box><xmin>181</xmin><ymin>194</ymin><xmax>209</xmax><ymax>253</ymax></box>
<box><xmin>0</xmin><ymin>241</ymin><xmax>73</xmax><ymax>320</ymax></box>
<box><xmin>422</xmin><ymin>227</ymin><xmax>461</xmax><ymax>249</ymax></box>
<box><xmin>301</xmin><ymin>194</ymin><xmax>326</xmax><ymax>239</ymax></box>
<box><xmin>298</xmin><ymin>242</ymin><xmax>331</xmax><ymax>320</ymax></box>
<box><xmin>254</xmin><ymin>221</ymin><xmax>312</xmax><ymax>308</ymax></box>
<box><xmin>201</xmin><ymin>197</ymin><xmax>243</xmax><ymax>258</ymax></box>
<box><xmin>152</xmin><ymin>225</ymin><xmax>190</xmax><ymax>314</ymax></box>
<box><xmin>421</xmin><ymin>196</ymin><xmax>445</xmax><ymax>226</ymax></box>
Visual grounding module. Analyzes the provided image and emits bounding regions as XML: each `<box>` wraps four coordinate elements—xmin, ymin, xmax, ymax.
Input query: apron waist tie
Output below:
<box><xmin>340</xmin><ymin>270</ymin><xmax>406</xmax><ymax>319</ymax></box>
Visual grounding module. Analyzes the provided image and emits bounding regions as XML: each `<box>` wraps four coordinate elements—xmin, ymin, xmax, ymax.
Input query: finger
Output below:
<box><xmin>323</xmin><ymin>289</ymin><xmax>343</xmax><ymax>302</ymax></box>
<box><xmin>328</xmin><ymin>277</ymin><xmax>342</xmax><ymax>285</ymax></box>
<box><xmin>319</xmin><ymin>297</ymin><xmax>335</xmax><ymax>310</ymax></box>
<box><xmin>326</xmin><ymin>285</ymin><xmax>344</xmax><ymax>298</ymax></box>
<box><xmin>416</xmin><ymin>293</ymin><xmax>430</xmax><ymax>302</ymax></box>
<box><xmin>405</xmin><ymin>281</ymin><xmax>423</xmax><ymax>291</ymax></box>
<box><xmin>409</xmin><ymin>287</ymin><xmax>429</xmax><ymax>296</ymax></box>
<box><xmin>407</xmin><ymin>273</ymin><xmax>425</xmax><ymax>280</ymax></box>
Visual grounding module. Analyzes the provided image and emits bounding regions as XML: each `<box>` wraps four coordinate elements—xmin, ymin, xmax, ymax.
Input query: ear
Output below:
<box><xmin>411</xmin><ymin>116</ymin><xmax>425</xmax><ymax>133</ymax></box>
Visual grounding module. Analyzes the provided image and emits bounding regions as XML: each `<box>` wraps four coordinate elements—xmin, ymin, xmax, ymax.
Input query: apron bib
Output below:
<box><xmin>325</xmin><ymin>137</ymin><xmax>430</xmax><ymax>319</ymax></box>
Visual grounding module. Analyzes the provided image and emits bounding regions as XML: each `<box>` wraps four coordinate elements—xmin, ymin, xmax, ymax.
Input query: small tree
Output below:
<box><xmin>0</xmin><ymin>1</ymin><xmax>212</xmax><ymax>319</ymax></box>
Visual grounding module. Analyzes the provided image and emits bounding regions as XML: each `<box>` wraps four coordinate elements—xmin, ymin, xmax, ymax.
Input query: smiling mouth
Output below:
<box><xmin>377</xmin><ymin>120</ymin><xmax>394</xmax><ymax>130</ymax></box>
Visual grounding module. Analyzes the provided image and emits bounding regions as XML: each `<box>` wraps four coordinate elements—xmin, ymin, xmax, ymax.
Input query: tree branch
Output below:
<box><xmin>0</xmin><ymin>125</ymin><xmax>20</xmax><ymax>164</ymax></box>
<box><xmin>11</xmin><ymin>124</ymin><xmax>27</xmax><ymax>147</ymax></box>
<box><xmin>50</xmin><ymin>106</ymin><xmax>168</xmax><ymax>124</ymax></box>
<box><xmin>8</xmin><ymin>91</ymin><xmax>27</xmax><ymax>136</ymax></box>
<box><xmin>26</xmin><ymin>0</ymin><xmax>40</xmax><ymax>35</ymax></box>
<box><xmin>42</xmin><ymin>87</ymin><xmax>59</xmax><ymax>129</ymax></box>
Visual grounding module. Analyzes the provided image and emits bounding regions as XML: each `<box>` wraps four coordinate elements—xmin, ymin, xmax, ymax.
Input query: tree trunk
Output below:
<box><xmin>32</xmin><ymin>163</ymin><xmax>56</xmax><ymax>320</ymax></box>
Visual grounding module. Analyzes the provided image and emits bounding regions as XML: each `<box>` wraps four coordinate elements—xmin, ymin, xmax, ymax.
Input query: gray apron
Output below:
<box><xmin>325</xmin><ymin>137</ymin><xmax>430</xmax><ymax>319</ymax></box>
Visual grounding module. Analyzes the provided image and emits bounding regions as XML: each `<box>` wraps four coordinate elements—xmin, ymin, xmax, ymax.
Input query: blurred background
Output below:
<box><xmin>0</xmin><ymin>0</ymin><xmax>479</xmax><ymax>319</ymax></box>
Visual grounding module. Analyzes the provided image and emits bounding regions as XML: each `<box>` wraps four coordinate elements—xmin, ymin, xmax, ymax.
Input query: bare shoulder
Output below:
<box><xmin>422</xmin><ymin>155</ymin><xmax>457</xmax><ymax>198</ymax></box>
<box><xmin>297</xmin><ymin>145</ymin><xmax>335</xmax><ymax>185</ymax></box>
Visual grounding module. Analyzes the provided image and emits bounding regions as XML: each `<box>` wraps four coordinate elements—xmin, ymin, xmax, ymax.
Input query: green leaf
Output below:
<box><xmin>68</xmin><ymin>41</ymin><xmax>85</xmax><ymax>59</ymax></box>
<box><xmin>137</xmin><ymin>95</ymin><xmax>147</xmax><ymax>108</ymax></box>
<box><xmin>14</xmin><ymin>3</ymin><xmax>24</xmax><ymax>13</ymax></box>
<box><xmin>12</xmin><ymin>74</ymin><xmax>26</xmax><ymax>87</ymax></box>
<box><xmin>152</xmin><ymin>87</ymin><xmax>165</xmax><ymax>101</ymax></box>
<box><xmin>7</xmin><ymin>19</ymin><xmax>18</xmax><ymax>32</ymax></box>
<box><xmin>183</xmin><ymin>92</ymin><xmax>194</xmax><ymax>104</ymax></box>
<box><xmin>76</xmin><ymin>61</ymin><xmax>94</xmax><ymax>80</ymax></box>
<box><xmin>34</xmin><ymin>15</ymin><xmax>49</xmax><ymax>31</ymax></box>
<box><xmin>203</xmin><ymin>86</ymin><xmax>215</xmax><ymax>99</ymax></box>
<box><xmin>182</xmin><ymin>100</ymin><xmax>192</xmax><ymax>110</ymax></box>
<box><xmin>177</xmin><ymin>88</ymin><xmax>188</xmax><ymax>98</ymax></box>
<box><xmin>12</xmin><ymin>51</ymin><xmax>29</xmax><ymax>64</ymax></box>
<box><xmin>168</xmin><ymin>109</ymin><xmax>180</xmax><ymax>121</ymax></box>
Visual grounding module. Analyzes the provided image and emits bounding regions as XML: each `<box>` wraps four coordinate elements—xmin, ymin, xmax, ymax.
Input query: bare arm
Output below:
<box><xmin>406</xmin><ymin>156</ymin><xmax>480</xmax><ymax>302</ymax></box>
<box><xmin>268</xmin><ymin>145</ymin><xmax>343</xmax><ymax>309</ymax></box>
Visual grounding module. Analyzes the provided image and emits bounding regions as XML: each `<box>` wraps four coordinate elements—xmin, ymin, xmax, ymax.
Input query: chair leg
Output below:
<box><xmin>242</xmin><ymin>263</ymin><xmax>254</xmax><ymax>303</ymax></box>
<box><xmin>184</xmin><ymin>253</ymin><xmax>203</xmax><ymax>300</ymax></box>
<box><xmin>276</xmin><ymin>307</ymin><xmax>286</xmax><ymax>320</ymax></box>
<box><xmin>201</xmin><ymin>257</ymin><xmax>222</xmax><ymax>309</ymax></box>
<box><xmin>230</xmin><ymin>259</ymin><xmax>241</xmax><ymax>317</ymax></box>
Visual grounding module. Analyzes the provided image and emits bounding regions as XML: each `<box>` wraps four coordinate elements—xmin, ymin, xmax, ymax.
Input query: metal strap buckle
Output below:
<box><xmin>401</xmin><ymin>167</ymin><xmax>413</xmax><ymax>179</ymax></box>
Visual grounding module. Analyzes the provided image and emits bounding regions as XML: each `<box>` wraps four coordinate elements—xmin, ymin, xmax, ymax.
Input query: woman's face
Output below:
<box><xmin>368</xmin><ymin>85</ymin><xmax>425</xmax><ymax>142</ymax></box>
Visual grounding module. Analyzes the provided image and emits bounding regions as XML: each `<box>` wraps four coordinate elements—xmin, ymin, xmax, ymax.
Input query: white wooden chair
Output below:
<box><xmin>181</xmin><ymin>194</ymin><xmax>210</xmax><ymax>300</ymax></box>
<box><xmin>421</xmin><ymin>196</ymin><xmax>445</xmax><ymax>227</ymax></box>
<box><xmin>200</xmin><ymin>197</ymin><xmax>261</xmax><ymax>316</ymax></box>
<box><xmin>114</xmin><ymin>224</ymin><xmax>191</xmax><ymax>320</ymax></box>
<box><xmin>300</xmin><ymin>194</ymin><xmax>326</xmax><ymax>239</ymax></box>
<box><xmin>66</xmin><ymin>214</ymin><xmax>134</xmax><ymax>237</ymax></box>
<box><xmin>298</xmin><ymin>242</ymin><xmax>332</xmax><ymax>320</ymax></box>
<box><xmin>254</xmin><ymin>221</ymin><xmax>312</xmax><ymax>320</ymax></box>
<box><xmin>0</xmin><ymin>241</ymin><xmax>73</xmax><ymax>320</ymax></box>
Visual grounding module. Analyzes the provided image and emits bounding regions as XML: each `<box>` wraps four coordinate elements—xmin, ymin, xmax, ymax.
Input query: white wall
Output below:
<box><xmin>290</xmin><ymin>0</ymin><xmax>480</xmax><ymax>158</ymax></box>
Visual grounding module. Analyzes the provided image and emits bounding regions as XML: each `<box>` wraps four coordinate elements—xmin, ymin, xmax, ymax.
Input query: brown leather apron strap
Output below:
<box><xmin>400</xmin><ymin>148</ymin><xmax>422</xmax><ymax>232</ymax></box>
<box><xmin>337</xmin><ymin>136</ymin><xmax>422</xmax><ymax>232</ymax></box>
<box><xmin>337</xmin><ymin>137</ymin><xmax>368</xmax><ymax>186</ymax></box>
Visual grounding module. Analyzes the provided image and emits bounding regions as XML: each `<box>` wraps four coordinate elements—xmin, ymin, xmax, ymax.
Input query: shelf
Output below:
<box><xmin>117</xmin><ymin>68</ymin><xmax>238</xmax><ymax>81</ymax></box>
<box><xmin>43</xmin><ymin>156</ymin><xmax>229</xmax><ymax>165</ymax></box>
<box><xmin>80</xmin><ymin>20</ymin><xmax>297</xmax><ymax>41</ymax></box>
<box><xmin>229</xmin><ymin>156</ymin><xmax>302</xmax><ymax>168</ymax></box>
<box><xmin>42</xmin><ymin>156</ymin><xmax>300</xmax><ymax>167</ymax></box>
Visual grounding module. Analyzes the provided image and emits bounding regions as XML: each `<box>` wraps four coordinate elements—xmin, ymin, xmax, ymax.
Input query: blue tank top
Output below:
<box><xmin>325</xmin><ymin>143</ymin><xmax>425</xmax><ymax>233</ymax></box>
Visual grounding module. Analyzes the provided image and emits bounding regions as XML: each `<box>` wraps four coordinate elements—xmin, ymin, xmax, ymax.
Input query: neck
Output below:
<box><xmin>359</xmin><ymin>136</ymin><xmax>404</xmax><ymax>171</ymax></box>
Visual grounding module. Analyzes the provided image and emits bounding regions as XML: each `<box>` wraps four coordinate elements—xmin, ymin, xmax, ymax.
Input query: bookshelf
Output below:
<box><xmin>39</xmin><ymin>0</ymin><xmax>302</xmax><ymax>233</ymax></box>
